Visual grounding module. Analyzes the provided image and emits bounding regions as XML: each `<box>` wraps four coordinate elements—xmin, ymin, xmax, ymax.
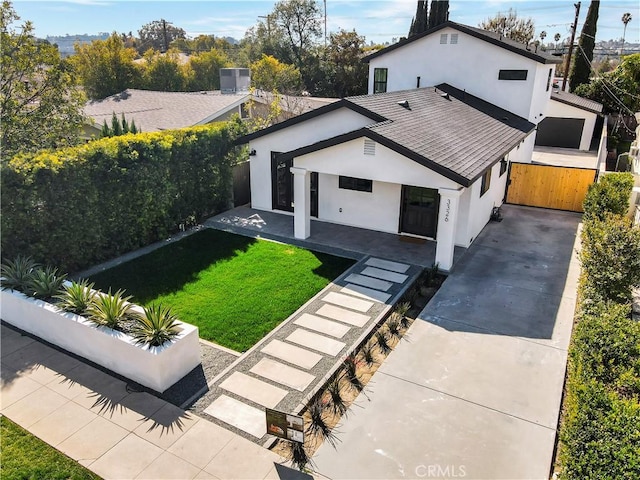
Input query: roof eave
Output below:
<box><xmin>550</xmin><ymin>96</ymin><xmax>603</xmax><ymax>115</ymax></box>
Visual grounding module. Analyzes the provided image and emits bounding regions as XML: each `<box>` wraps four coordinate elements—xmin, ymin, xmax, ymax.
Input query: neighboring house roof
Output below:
<box><xmin>242</xmin><ymin>84</ymin><xmax>535</xmax><ymax>187</ymax></box>
<box><xmin>251</xmin><ymin>90</ymin><xmax>338</xmax><ymax>114</ymax></box>
<box><xmin>550</xmin><ymin>90</ymin><xmax>603</xmax><ymax>114</ymax></box>
<box><xmin>364</xmin><ymin>21</ymin><xmax>562</xmax><ymax>65</ymax></box>
<box><xmin>84</xmin><ymin>89</ymin><xmax>248</xmax><ymax>132</ymax></box>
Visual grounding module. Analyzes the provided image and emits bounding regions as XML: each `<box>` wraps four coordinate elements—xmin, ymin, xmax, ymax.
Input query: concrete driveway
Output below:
<box><xmin>313</xmin><ymin>205</ymin><xmax>581</xmax><ymax>480</ymax></box>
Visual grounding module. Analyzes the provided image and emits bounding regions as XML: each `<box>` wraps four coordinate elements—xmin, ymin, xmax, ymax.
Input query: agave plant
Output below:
<box><xmin>26</xmin><ymin>266</ymin><xmax>67</xmax><ymax>300</ymax></box>
<box><xmin>55</xmin><ymin>279</ymin><xmax>96</xmax><ymax>315</ymax></box>
<box><xmin>0</xmin><ymin>255</ymin><xmax>39</xmax><ymax>292</ymax></box>
<box><xmin>131</xmin><ymin>303</ymin><xmax>181</xmax><ymax>347</ymax></box>
<box><xmin>87</xmin><ymin>288</ymin><xmax>136</xmax><ymax>330</ymax></box>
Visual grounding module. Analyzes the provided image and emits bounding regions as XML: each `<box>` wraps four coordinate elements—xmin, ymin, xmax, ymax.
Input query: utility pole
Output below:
<box><xmin>258</xmin><ymin>15</ymin><xmax>271</xmax><ymax>39</ymax></box>
<box><xmin>562</xmin><ymin>2</ymin><xmax>581</xmax><ymax>92</ymax></box>
<box><xmin>324</xmin><ymin>0</ymin><xmax>327</xmax><ymax>47</ymax></box>
<box><xmin>162</xmin><ymin>19</ymin><xmax>168</xmax><ymax>53</ymax></box>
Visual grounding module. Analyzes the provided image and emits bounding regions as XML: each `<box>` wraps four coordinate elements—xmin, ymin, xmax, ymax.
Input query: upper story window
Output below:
<box><xmin>339</xmin><ymin>176</ymin><xmax>373</xmax><ymax>193</ymax></box>
<box><xmin>373</xmin><ymin>68</ymin><xmax>388</xmax><ymax>94</ymax></box>
<box><xmin>546</xmin><ymin>68</ymin><xmax>553</xmax><ymax>91</ymax></box>
<box><xmin>450</xmin><ymin>33</ymin><xmax>459</xmax><ymax>44</ymax></box>
<box><xmin>480</xmin><ymin>169</ymin><xmax>492</xmax><ymax>197</ymax></box>
<box><xmin>498</xmin><ymin>69</ymin><xmax>528</xmax><ymax>81</ymax></box>
<box><xmin>364</xmin><ymin>138</ymin><xmax>376</xmax><ymax>155</ymax></box>
<box><xmin>440</xmin><ymin>34</ymin><xmax>448</xmax><ymax>44</ymax></box>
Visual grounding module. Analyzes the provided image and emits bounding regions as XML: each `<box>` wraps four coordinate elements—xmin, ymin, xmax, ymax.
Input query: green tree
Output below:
<box><xmin>71</xmin><ymin>33</ymin><xmax>141</xmax><ymax>100</ymax></box>
<box><xmin>428</xmin><ymin>0</ymin><xmax>449</xmax><ymax>29</ymax></box>
<box><xmin>0</xmin><ymin>1</ymin><xmax>85</xmax><ymax>158</ymax></box>
<box><xmin>137</xmin><ymin>19</ymin><xmax>186</xmax><ymax>54</ymax></box>
<box><xmin>323</xmin><ymin>29</ymin><xmax>368</xmax><ymax>97</ymax></box>
<box><xmin>408</xmin><ymin>1</ymin><xmax>428</xmax><ymax>37</ymax></box>
<box><xmin>141</xmin><ymin>49</ymin><xmax>186</xmax><ymax>91</ymax></box>
<box><xmin>250</xmin><ymin>54</ymin><xmax>302</xmax><ymax>93</ymax></box>
<box><xmin>184</xmin><ymin>48</ymin><xmax>231</xmax><ymax>91</ymax></box>
<box><xmin>479</xmin><ymin>8</ymin><xmax>535</xmax><ymax>44</ymax></box>
<box><xmin>101</xmin><ymin>113</ymin><xmax>138</xmax><ymax>137</ymax></box>
<box><xmin>570</xmin><ymin>1</ymin><xmax>600</xmax><ymax>93</ymax></box>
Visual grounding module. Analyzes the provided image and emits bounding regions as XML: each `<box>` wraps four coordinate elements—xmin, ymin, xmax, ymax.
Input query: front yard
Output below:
<box><xmin>89</xmin><ymin>229</ymin><xmax>354</xmax><ymax>352</ymax></box>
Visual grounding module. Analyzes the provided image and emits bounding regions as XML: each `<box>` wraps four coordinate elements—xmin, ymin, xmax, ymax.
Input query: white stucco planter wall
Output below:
<box><xmin>0</xmin><ymin>287</ymin><xmax>201</xmax><ymax>392</ymax></box>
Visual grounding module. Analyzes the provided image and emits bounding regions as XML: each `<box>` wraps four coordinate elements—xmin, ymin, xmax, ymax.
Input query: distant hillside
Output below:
<box><xmin>46</xmin><ymin>33</ymin><xmax>110</xmax><ymax>57</ymax></box>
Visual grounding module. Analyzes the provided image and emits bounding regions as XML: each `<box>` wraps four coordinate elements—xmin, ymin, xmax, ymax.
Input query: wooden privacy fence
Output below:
<box><xmin>506</xmin><ymin>163</ymin><xmax>597</xmax><ymax>212</ymax></box>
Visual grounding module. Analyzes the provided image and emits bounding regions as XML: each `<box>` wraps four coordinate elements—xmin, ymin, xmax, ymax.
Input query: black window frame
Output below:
<box><xmin>480</xmin><ymin>169</ymin><xmax>492</xmax><ymax>197</ymax></box>
<box><xmin>546</xmin><ymin>68</ymin><xmax>553</xmax><ymax>91</ymax></box>
<box><xmin>499</xmin><ymin>157</ymin><xmax>508</xmax><ymax>176</ymax></box>
<box><xmin>498</xmin><ymin>69</ymin><xmax>528</xmax><ymax>81</ymax></box>
<box><xmin>373</xmin><ymin>68</ymin><xmax>388</xmax><ymax>94</ymax></box>
<box><xmin>339</xmin><ymin>176</ymin><xmax>373</xmax><ymax>193</ymax></box>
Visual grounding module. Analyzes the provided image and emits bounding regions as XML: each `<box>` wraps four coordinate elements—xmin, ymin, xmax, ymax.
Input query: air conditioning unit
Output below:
<box><xmin>220</xmin><ymin>68</ymin><xmax>251</xmax><ymax>94</ymax></box>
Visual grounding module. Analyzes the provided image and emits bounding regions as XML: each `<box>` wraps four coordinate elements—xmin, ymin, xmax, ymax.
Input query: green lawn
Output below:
<box><xmin>0</xmin><ymin>416</ymin><xmax>101</xmax><ymax>480</ymax></box>
<box><xmin>89</xmin><ymin>229</ymin><xmax>354</xmax><ymax>351</ymax></box>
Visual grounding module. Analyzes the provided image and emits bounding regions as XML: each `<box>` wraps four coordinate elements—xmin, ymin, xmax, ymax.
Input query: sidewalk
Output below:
<box><xmin>0</xmin><ymin>322</ymin><xmax>292</xmax><ymax>480</ymax></box>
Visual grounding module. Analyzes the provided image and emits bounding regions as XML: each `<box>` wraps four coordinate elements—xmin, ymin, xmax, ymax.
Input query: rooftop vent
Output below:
<box><xmin>440</xmin><ymin>92</ymin><xmax>450</xmax><ymax>100</ymax></box>
<box><xmin>397</xmin><ymin>100</ymin><xmax>410</xmax><ymax>109</ymax></box>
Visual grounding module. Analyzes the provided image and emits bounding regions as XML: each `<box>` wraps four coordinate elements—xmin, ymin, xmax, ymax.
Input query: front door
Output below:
<box><xmin>271</xmin><ymin>152</ymin><xmax>318</xmax><ymax>217</ymax></box>
<box><xmin>400</xmin><ymin>186</ymin><xmax>439</xmax><ymax>238</ymax></box>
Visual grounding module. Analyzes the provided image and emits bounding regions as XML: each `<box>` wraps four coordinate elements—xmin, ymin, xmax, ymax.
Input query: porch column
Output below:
<box><xmin>435</xmin><ymin>187</ymin><xmax>464</xmax><ymax>271</ymax></box>
<box><xmin>291</xmin><ymin>166</ymin><xmax>311</xmax><ymax>239</ymax></box>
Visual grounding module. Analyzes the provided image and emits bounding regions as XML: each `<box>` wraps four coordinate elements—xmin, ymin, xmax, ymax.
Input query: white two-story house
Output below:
<box><xmin>239</xmin><ymin>22</ymin><xmax>567</xmax><ymax>270</ymax></box>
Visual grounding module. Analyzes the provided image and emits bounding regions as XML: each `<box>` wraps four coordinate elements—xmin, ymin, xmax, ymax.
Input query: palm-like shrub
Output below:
<box><xmin>87</xmin><ymin>288</ymin><xmax>136</xmax><ymax>329</ymax></box>
<box><xmin>0</xmin><ymin>256</ymin><xmax>39</xmax><ymax>292</ymax></box>
<box><xmin>131</xmin><ymin>304</ymin><xmax>181</xmax><ymax>347</ymax></box>
<box><xmin>26</xmin><ymin>266</ymin><xmax>67</xmax><ymax>300</ymax></box>
<box><xmin>55</xmin><ymin>279</ymin><xmax>96</xmax><ymax>315</ymax></box>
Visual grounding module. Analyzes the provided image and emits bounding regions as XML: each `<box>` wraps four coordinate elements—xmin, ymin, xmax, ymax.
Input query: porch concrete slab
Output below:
<box><xmin>250</xmin><ymin>358</ymin><xmax>316</xmax><ymax>392</ymax></box>
<box><xmin>203</xmin><ymin>394</ymin><xmax>266</xmax><ymax>438</ymax></box>
<box><xmin>167</xmin><ymin>416</ymin><xmax>235</xmax><ymax>469</ymax></box>
<box><xmin>313</xmin><ymin>373</ymin><xmax>555</xmax><ymax>480</ymax></box>
<box><xmin>360</xmin><ymin>266</ymin><xmax>408</xmax><ymax>283</ymax></box>
<box><xmin>344</xmin><ymin>273</ymin><xmax>393</xmax><ymax>291</ymax></box>
<box><xmin>89</xmin><ymin>433</ymin><xmax>163</xmax><ymax>480</ymax></box>
<box><xmin>135</xmin><ymin>451</ymin><xmax>201</xmax><ymax>480</ymax></box>
<box><xmin>286</xmin><ymin>329</ymin><xmax>346</xmax><ymax>356</ymax></box>
<box><xmin>365</xmin><ymin>257</ymin><xmax>410</xmax><ymax>273</ymax></box>
<box><xmin>29</xmin><ymin>399</ymin><xmax>97</xmax><ymax>447</ymax></box>
<box><xmin>99</xmin><ymin>390</ymin><xmax>168</xmax><ymax>431</ymax></box>
<box><xmin>315</xmin><ymin>304</ymin><xmax>370</xmax><ymax>327</ymax></box>
<box><xmin>133</xmin><ymin>403</ymin><xmax>200</xmax><ymax>450</ymax></box>
<box><xmin>0</xmin><ymin>368</ymin><xmax>42</xmax><ymax>409</ymax></box>
<box><xmin>219</xmin><ymin>372</ymin><xmax>288</xmax><ymax>408</ymax></box>
<box><xmin>203</xmin><ymin>435</ymin><xmax>284</xmax><ymax>480</ymax></box>
<box><xmin>261</xmin><ymin>339</ymin><xmax>323</xmax><ymax>370</ymax></box>
<box><xmin>293</xmin><ymin>313</ymin><xmax>351</xmax><ymax>338</ymax></box>
<box><xmin>532</xmin><ymin>146</ymin><xmax>598</xmax><ymax>169</ymax></box>
<box><xmin>57</xmin><ymin>415</ymin><xmax>129</xmax><ymax>463</ymax></box>
<box><xmin>322</xmin><ymin>292</ymin><xmax>373</xmax><ymax>313</ymax></box>
<box><xmin>362</xmin><ymin>267</ymin><xmax>409</xmax><ymax>283</ymax></box>
<box><xmin>1</xmin><ymin>340</ymin><xmax>59</xmax><ymax>371</ymax></box>
<box><xmin>0</xmin><ymin>326</ymin><xmax>35</xmax><ymax>357</ymax></box>
<box><xmin>2</xmin><ymin>386</ymin><xmax>69</xmax><ymax>427</ymax></box>
<box><xmin>341</xmin><ymin>284</ymin><xmax>392</xmax><ymax>303</ymax></box>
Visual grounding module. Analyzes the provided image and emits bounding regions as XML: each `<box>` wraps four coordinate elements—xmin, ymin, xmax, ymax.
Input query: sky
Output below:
<box><xmin>13</xmin><ymin>0</ymin><xmax>640</xmax><ymax>45</ymax></box>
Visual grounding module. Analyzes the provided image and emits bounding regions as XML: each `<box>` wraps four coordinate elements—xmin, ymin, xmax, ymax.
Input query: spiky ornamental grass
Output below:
<box><xmin>306</xmin><ymin>397</ymin><xmax>340</xmax><ymax>448</ymax></box>
<box><xmin>55</xmin><ymin>279</ymin><xmax>96</xmax><ymax>315</ymax></box>
<box><xmin>376</xmin><ymin>330</ymin><xmax>392</xmax><ymax>355</ymax></box>
<box><xmin>360</xmin><ymin>341</ymin><xmax>377</xmax><ymax>367</ymax></box>
<box><xmin>326</xmin><ymin>377</ymin><xmax>349</xmax><ymax>417</ymax></box>
<box><xmin>0</xmin><ymin>255</ymin><xmax>39</xmax><ymax>292</ymax></box>
<box><xmin>343</xmin><ymin>356</ymin><xmax>365</xmax><ymax>392</ymax></box>
<box><xmin>395</xmin><ymin>301</ymin><xmax>412</xmax><ymax>328</ymax></box>
<box><xmin>289</xmin><ymin>440</ymin><xmax>315</xmax><ymax>472</ymax></box>
<box><xmin>387</xmin><ymin>316</ymin><xmax>402</xmax><ymax>340</ymax></box>
<box><xmin>131</xmin><ymin>304</ymin><xmax>181</xmax><ymax>347</ymax></box>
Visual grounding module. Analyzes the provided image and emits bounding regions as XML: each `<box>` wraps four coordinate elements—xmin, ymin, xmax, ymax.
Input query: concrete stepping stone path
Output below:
<box><xmin>203</xmin><ymin>256</ymin><xmax>418</xmax><ymax>443</ymax></box>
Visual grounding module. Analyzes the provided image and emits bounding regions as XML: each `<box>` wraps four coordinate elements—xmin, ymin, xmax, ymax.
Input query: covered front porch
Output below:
<box><xmin>205</xmin><ymin>206</ymin><xmax>466</xmax><ymax>269</ymax></box>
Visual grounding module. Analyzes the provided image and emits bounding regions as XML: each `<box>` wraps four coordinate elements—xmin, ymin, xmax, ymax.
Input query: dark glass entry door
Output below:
<box><xmin>271</xmin><ymin>152</ymin><xmax>318</xmax><ymax>216</ymax></box>
<box><xmin>400</xmin><ymin>186</ymin><xmax>439</xmax><ymax>238</ymax></box>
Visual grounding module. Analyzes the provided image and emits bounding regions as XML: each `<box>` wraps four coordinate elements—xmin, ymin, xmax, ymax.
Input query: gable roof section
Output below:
<box><xmin>364</xmin><ymin>21</ymin><xmax>562</xmax><ymax>65</ymax></box>
<box><xmin>281</xmin><ymin>85</ymin><xmax>535</xmax><ymax>187</ymax></box>
<box><xmin>84</xmin><ymin>89</ymin><xmax>248</xmax><ymax>132</ymax></box>
<box><xmin>237</xmin><ymin>99</ymin><xmax>386</xmax><ymax>143</ymax></box>
<box><xmin>551</xmin><ymin>90</ymin><xmax>603</xmax><ymax>114</ymax></box>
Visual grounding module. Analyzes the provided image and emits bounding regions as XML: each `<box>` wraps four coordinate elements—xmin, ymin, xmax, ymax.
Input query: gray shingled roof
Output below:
<box><xmin>364</xmin><ymin>21</ymin><xmax>562</xmax><ymax>65</ymax></box>
<box><xmin>279</xmin><ymin>85</ymin><xmax>535</xmax><ymax>187</ymax></box>
<box><xmin>551</xmin><ymin>90</ymin><xmax>603</xmax><ymax>114</ymax></box>
<box><xmin>84</xmin><ymin>89</ymin><xmax>248</xmax><ymax>132</ymax></box>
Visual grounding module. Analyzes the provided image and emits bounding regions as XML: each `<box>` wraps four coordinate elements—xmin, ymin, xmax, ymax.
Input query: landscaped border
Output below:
<box><xmin>0</xmin><ymin>283</ymin><xmax>201</xmax><ymax>392</ymax></box>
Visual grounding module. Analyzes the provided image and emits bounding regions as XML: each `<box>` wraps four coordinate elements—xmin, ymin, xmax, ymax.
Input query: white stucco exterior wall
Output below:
<box><xmin>544</xmin><ymin>99</ymin><xmax>598</xmax><ymax>151</ymax></box>
<box><xmin>367</xmin><ymin>27</ymin><xmax>556</xmax><ymax>123</ymax></box>
<box><xmin>249</xmin><ymin>108</ymin><xmax>374</xmax><ymax>211</ymax></box>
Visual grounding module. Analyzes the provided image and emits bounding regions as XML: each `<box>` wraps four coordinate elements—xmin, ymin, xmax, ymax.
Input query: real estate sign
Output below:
<box><xmin>265</xmin><ymin>408</ymin><xmax>304</xmax><ymax>443</ymax></box>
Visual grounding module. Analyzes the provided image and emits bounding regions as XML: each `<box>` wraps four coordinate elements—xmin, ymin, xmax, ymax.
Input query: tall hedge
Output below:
<box><xmin>582</xmin><ymin>172</ymin><xmax>634</xmax><ymax>221</ymax></box>
<box><xmin>1</xmin><ymin>120</ymin><xmax>246</xmax><ymax>272</ymax></box>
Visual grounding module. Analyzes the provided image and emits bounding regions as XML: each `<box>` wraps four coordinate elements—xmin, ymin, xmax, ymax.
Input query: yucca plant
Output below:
<box><xmin>26</xmin><ymin>266</ymin><xmax>67</xmax><ymax>300</ymax></box>
<box><xmin>86</xmin><ymin>288</ymin><xmax>136</xmax><ymax>330</ymax></box>
<box><xmin>131</xmin><ymin>304</ymin><xmax>181</xmax><ymax>347</ymax></box>
<box><xmin>55</xmin><ymin>279</ymin><xmax>96</xmax><ymax>315</ymax></box>
<box><xmin>376</xmin><ymin>330</ymin><xmax>392</xmax><ymax>355</ymax></box>
<box><xmin>326</xmin><ymin>376</ymin><xmax>349</xmax><ymax>416</ymax></box>
<box><xmin>0</xmin><ymin>255</ymin><xmax>39</xmax><ymax>292</ymax></box>
<box><xmin>360</xmin><ymin>342</ymin><xmax>377</xmax><ymax>367</ymax></box>
<box><xmin>306</xmin><ymin>397</ymin><xmax>339</xmax><ymax>447</ymax></box>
